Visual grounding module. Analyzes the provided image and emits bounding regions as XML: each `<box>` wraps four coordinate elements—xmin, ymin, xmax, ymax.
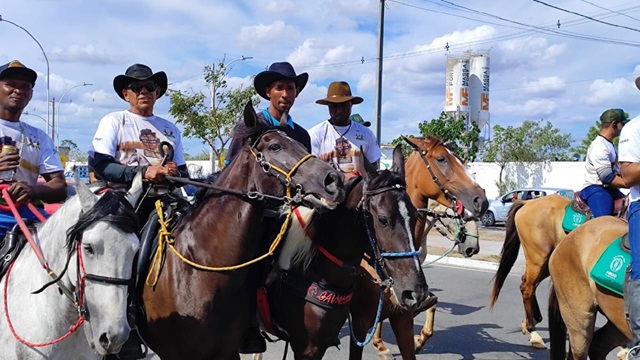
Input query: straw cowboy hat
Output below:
<box><xmin>253</xmin><ymin>62</ymin><xmax>309</xmax><ymax>100</ymax></box>
<box><xmin>316</xmin><ymin>81</ymin><xmax>363</xmax><ymax>105</ymax></box>
<box><xmin>113</xmin><ymin>63</ymin><xmax>168</xmax><ymax>100</ymax></box>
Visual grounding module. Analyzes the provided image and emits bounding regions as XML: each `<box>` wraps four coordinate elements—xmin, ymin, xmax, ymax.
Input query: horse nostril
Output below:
<box><xmin>99</xmin><ymin>332</ymin><xmax>110</xmax><ymax>349</ymax></box>
<box><xmin>324</xmin><ymin>172</ymin><xmax>340</xmax><ymax>193</ymax></box>
<box><xmin>474</xmin><ymin>196</ymin><xmax>489</xmax><ymax>215</ymax></box>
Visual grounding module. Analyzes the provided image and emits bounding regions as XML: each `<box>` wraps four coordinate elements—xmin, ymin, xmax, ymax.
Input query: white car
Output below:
<box><xmin>480</xmin><ymin>187</ymin><xmax>575</xmax><ymax>226</ymax></box>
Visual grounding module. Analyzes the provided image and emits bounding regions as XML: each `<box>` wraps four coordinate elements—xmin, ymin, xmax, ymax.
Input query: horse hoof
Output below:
<box><xmin>529</xmin><ymin>332</ymin><xmax>546</xmax><ymax>349</ymax></box>
<box><xmin>252</xmin><ymin>354</ymin><xmax>263</xmax><ymax>360</ymax></box>
<box><xmin>617</xmin><ymin>347</ymin><xmax>629</xmax><ymax>360</ymax></box>
<box><xmin>521</xmin><ymin>320</ymin><xmax>529</xmax><ymax>335</ymax></box>
<box><xmin>377</xmin><ymin>349</ymin><xmax>394</xmax><ymax>360</ymax></box>
<box><xmin>413</xmin><ymin>335</ymin><xmax>426</xmax><ymax>353</ymax></box>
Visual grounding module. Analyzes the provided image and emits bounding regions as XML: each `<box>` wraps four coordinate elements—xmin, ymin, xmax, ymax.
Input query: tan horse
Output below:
<box><xmin>489</xmin><ymin>194</ymin><xmax>570</xmax><ymax>348</ymax></box>
<box><xmin>349</xmin><ymin>136</ymin><xmax>488</xmax><ymax>360</ymax></box>
<box><xmin>548</xmin><ymin>216</ymin><xmax>630</xmax><ymax>359</ymax></box>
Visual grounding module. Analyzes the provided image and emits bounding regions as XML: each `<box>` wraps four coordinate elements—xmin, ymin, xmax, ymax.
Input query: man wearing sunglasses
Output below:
<box><xmin>88</xmin><ymin>63</ymin><xmax>188</xmax><ymax>360</ymax></box>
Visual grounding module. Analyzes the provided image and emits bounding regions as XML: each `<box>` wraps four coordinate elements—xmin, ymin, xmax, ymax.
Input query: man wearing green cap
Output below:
<box><xmin>580</xmin><ymin>108</ymin><xmax>629</xmax><ymax>217</ymax></box>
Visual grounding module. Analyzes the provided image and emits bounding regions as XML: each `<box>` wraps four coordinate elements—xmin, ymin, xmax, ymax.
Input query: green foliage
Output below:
<box><xmin>60</xmin><ymin>139</ymin><xmax>87</xmax><ymax>162</ymax></box>
<box><xmin>390</xmin><ymin>136</ymin><xmax>414</xmax><ymax>158</ymax></box>
<box><xmin>570</xmin><ymin>121</ymin><xmax>619</xmax><ymax>155</ymax></box>
<box><xmin>482</xmin><ymin>119</ymin><xmax>572</xmax><ymax>192</ymax></box>
<box><xmin>168</xmin><ymin>56</ymin><xmax>260</xmax><ymax>166</ymax></box>
<box><xmin>390</xmin><ymin>112</ymin><xmax>480</xmax><ymax>162</ymax></box>
<box><xmin>184</xmin><ymin>150</ymin><xmax>211</xmax><ymax>160</ymax></box>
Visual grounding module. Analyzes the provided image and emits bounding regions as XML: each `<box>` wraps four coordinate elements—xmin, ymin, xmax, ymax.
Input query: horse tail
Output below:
<box><xmin>489</xmin><ymin>200</ymin><xmax>526</xmax><ymax>308</ymax></box>
<box><xmin>548</xmin><ymin>283</ymin><xmax>567</xmax><ymax>359</ymax></box>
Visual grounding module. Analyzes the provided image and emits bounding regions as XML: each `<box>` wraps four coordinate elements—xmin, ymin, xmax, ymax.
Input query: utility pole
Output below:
<box><xmin>374</xmin><ymin>0</ymin><xmax>385</xmax><ymax>146</ymax></box>
<box><xmin>51</xmin><ymin>97</ymin><xmax>55</xmax><ymax>144</ymax></box>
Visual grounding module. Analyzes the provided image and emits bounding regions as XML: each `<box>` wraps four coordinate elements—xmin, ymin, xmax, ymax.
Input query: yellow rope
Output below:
<box><xmin>145</xmin><ymin>150</ymin><xmax>310</xmax><ymax>283</ymax></box>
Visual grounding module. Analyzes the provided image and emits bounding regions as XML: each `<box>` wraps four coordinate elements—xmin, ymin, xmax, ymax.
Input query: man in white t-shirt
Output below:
<box><xmin>308</xmin><ymin>81</ymin><xmax>381</xmax><ymax>182</ymax></box>
<box><xmin>89</xmin><ymin>63</ymin><xmax>187</xmax><ymax>360</ymax></box>
<box><xmin>0</xmin><ymin>60</ymin><xmax>66</xmax><ymax>240</ymax></box>
<box><xmin>620</xmin><ymin>78</ymin><xmax>640</xmax><ymax>358</ymax></box>
<box><xmin>580</xmin><ymin>108</ymin><xmax>629</xmax><ymax>217</ymax></box>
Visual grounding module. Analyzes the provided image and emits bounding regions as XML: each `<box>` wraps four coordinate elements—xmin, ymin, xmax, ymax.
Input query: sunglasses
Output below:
<box><xmin>127</xmin><ymin>82</ymin><xmax>157</xmax><ymax>93</ymax></box>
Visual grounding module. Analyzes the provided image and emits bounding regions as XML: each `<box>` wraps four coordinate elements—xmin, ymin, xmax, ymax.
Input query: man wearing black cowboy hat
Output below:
<box><xmin>309</xmin><ymin>81</ymin><xmax>381</xmax><ymax>181</ymax></box>
<box><xmin>226</xmin><ymin>61</ymin><xmax>313</xmax><ymax>354</ymax></box>
<box><xmin>225</xmin><ymin>61</ymin><xmax>311</xmax><ymax>165</ymax></box>
<box><xmin>89</xmin><ymin>63</ymin><xmax>188</xmax><ymax>360</ymax></box>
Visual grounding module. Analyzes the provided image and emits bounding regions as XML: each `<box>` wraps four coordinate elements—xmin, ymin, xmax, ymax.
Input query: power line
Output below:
<box><xmin>577</xmin><ymin>0</ymin><xmax>640</xmax><ymax>23</ymax></box>
<box><xmin>533</xmin><ymin>0</ymin><xmax>640</xmax><ymax>33</ymax></box>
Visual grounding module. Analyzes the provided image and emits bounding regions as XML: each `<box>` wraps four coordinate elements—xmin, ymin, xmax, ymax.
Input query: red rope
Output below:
<box><xmin>3</xmin><ymin>261</ymin><xmax>85</xmax><ymax>347</ymax></box>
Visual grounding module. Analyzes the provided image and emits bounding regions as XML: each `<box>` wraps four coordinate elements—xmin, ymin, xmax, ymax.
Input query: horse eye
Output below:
<box><xmin>436</xmin><ymin>156</ymin><xmax>446</xmax><ymax>163</ymax></box>
<box><xmin>378</xmin><ymin>216</ymin><xmax>390</xmax><ymax>228</ymax></box>
<box><xmin>83</xmin><ymin>244</ymin><xmax>94</xmax><ymax>255</ymax></box>
<box><xmin>268</xmin><ymin>143</ymin><xmax>282</xmax><ymax>152</ymax></box>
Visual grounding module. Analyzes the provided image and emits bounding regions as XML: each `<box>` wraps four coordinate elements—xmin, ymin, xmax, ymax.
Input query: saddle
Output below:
<box><xmin>571</xmin><ymin>191</ymin><xmax>629</xmax><ymax>218</ymax></box>
<box><xmin>0</xmin><ymin>223</ymin><xmax>34</xmax><ymax>279</ymax></box>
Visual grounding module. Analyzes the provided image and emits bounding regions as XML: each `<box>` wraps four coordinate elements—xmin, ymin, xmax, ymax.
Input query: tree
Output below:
<box><xmin>169</xmin><ymin>56</ymin><xmax>260</xmax><ymax>170</ymax></box>
<box><xmin>391</xmin><ymin>112</ymin><xmax>480</xmax><ymax>162</ymax></box>
<box><xmin>59</xmin><ymin>139</ymin><xmax>87</xmax><ymax>162</ymax></box>
<box><xmin>483</xmin><ymin>119</ymin><xmax>572</xmax><ymax>194</ymax></box>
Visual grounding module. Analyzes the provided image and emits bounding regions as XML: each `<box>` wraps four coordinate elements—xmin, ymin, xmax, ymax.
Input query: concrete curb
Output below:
<box><xmin>422</xmin><ymin>254</ymin><xmax>499</xmax><ymax>271</ymax></box>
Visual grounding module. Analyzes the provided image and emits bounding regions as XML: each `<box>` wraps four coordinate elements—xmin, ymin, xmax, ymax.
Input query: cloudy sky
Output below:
<box><xmin>2</xmin><ymin>0</ymin><xmax>640</xmax><ymax>158</ymax></box>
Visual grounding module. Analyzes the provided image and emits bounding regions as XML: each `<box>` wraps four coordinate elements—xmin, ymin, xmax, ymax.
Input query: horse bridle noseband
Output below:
<box><xmin>360</xmin><ymin>181</ymin><xmax>420</xmax><ymax>289</ymax></box>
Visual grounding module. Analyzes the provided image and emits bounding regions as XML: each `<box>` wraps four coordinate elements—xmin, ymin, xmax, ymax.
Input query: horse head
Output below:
<box><xmin>64</xmin><ymin>173</ymin><xmax>143</xmax><ymax>355</ymax></box>
<box><xmin>236</xmin><ymin>101</ymin><xmax>345</xmax><ymax>210</ymax></box>
<box><xmin>402</xmin><ymin>135</ymin><xmax>488</xmax><ymax>219</ymax></box>
<box><xmin>358</xmin><ymin>144</ymin><xmax>428</xmax><ymax>310</ymax></box>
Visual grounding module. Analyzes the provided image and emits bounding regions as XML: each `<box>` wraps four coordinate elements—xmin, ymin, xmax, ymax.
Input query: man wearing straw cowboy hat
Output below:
<box><xmin>621</xmin><ymin>77</ymin><xmax>640</xmax><ymax>358</ymax></box>
<box><xmin>308</xmin><ymin>81</ymin><xmax>381</xmax><ymax>181</ymax></box>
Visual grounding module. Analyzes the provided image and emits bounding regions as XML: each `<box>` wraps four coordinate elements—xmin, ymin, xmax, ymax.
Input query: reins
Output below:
<box><xmin>145</xmin><ymin>135</ymin><xmax>314</xmax><ymax>281</ymax></box>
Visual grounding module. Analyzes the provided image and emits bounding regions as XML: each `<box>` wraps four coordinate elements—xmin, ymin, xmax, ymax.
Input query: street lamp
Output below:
<box><xmin>53</xmin><ymin>82</ymin><xmax>92</xmax><ymax>146</ymax></box>
<box><xmin>0</xmin><ymin>16</ymin><xmax>51</xmax><ymax>138</ymax></box>
<box><xmin>23</xmin><ymin>111</ymin><xmax>57</xmax><ymax>140</ymax></box>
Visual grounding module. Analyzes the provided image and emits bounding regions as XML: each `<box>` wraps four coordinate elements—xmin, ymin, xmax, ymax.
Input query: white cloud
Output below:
<box><xmin>48</xmin><ymin>44</ymin><xmax>121</xmax><ymax>65</ymax></box>
<box><xmin>521</xmin><ymin>76</ymin><xmax>566</xmax><ymax>97</ymax></box>
<box><xmin>237</xmin><ymin>21</ymin><xmax>300</xmax><ymax>49</ymax></box>
<box><xmin>584</xmin><ymin>78</ymin><xmax>636</xmax><ymax>106</ymax></box>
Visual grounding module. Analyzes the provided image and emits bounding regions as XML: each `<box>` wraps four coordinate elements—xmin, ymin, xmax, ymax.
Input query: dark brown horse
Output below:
<box><xmin>548</xmin><ymin>216</ymin><xmax>630</xmax><ymax>359</ymax></box>
<box><xmin>260</xmin><ymin>144</ymin><xmax>428</xmax><ymax>360</ymax></box>
<box><xmin>349</xmin><ymin>136</ymin><xmax>489</xmax><ymax>360</ymax></box>
<box><xmin>140</xmin><ymin>103</ymin><xmax>345</xmax><ymax>360</ymax></box>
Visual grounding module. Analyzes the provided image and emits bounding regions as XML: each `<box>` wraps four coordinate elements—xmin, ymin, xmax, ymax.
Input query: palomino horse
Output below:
<box><xmin>350</xmin><ymin>136</ymin><xmax>489</xmax><ymax>360</ymax></box>
<box><xmin>259</xmin><ymin>144</ymin><xmax>427</xmax><ymax>360</ymax></box>
<box><xmin>548</xmin><ymin>216</ymin><xmax>630</xmax><ymax>359</ymax></box>
<box><xmin>0</xmin><ymin>174</ymin><xmax>143</xmax><ymax>359</ymax></box>
<box><xmin>140</xmin><ymin>103</ymin><xmax>344</xmax><ymax>360</ymax></box>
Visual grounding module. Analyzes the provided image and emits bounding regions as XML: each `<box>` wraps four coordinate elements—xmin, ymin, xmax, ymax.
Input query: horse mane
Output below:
<box><xmin>422</xmin><ymin>135</ymin><xmax>465</xmax><ymax>164</ymax></box>
<box><xmin>65</xmin><ymin>190</ymin><xmax>138</xmax><ymax>252</ymax></box>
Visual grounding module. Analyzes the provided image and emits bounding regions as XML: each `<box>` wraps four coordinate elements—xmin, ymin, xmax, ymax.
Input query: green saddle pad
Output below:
<box><xmin>590</xmin><ymin>236</ymin><xmax>630</xmax><ymax>296</ymax></box>
<box><xmin>562</xmin><ymin>204</ymin><xmax>588</xmax><ymax>233</ymax></box>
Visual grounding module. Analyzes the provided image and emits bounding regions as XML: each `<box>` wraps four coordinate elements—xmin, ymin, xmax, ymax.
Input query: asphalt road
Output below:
<box><xmin>237</xmin><ymin>263</ymin><xmax>624</xmax><ymax>360</ymax></box>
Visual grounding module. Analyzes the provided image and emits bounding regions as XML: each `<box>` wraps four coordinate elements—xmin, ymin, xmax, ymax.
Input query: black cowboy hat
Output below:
<box><xmin>113</xmin><ymin>63</ymin><xmax>168</xmax><ymax>100</ymax></box>
<box><xmin>253</xmin><ymin>62</ymin><xmax>308</xmax><ymax>100</ymax></box>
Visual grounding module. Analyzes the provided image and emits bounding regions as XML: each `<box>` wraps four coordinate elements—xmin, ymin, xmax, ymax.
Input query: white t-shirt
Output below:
<box><xmin>619</xmin><ymin>115</ymin><xmax>640</xmax><ymax>201</ymax></box>
<box><xmin>582</xmin><ymin>135</ymin><xmax>619</xmax><ymax>187</ymax></box>
<box><xmin>308</xmin><ymin>120</ymin><xmax>381</xmax><ymax>174</ymax></box>
<box><xmin>89</xmin><ymin>110</ymin><xmax>186</xmax><ymax>167</ymax></box>
<box><xmin>0</xmin><ymin>119</ymin><xmax>63</xmax><ymax>185</ymax></box>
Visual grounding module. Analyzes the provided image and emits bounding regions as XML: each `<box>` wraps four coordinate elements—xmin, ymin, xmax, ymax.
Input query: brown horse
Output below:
<box><xmin>350</xmin><ymin>136</ymin><xmax>489</xmax><ymax>360</ymax></box>
<box><xmin>548</xmin><ymin>216</ymin><xmax>630</xmax><ymax>359</ymax></box>
<box><xmin>259</xmin><ymin>144</ymin><xmax>428</xmax><ymax>360</ymax></box>
<box><xmin>489</xmin><ymin>194</ymin><xmax>570</xmax><ymax>348</ymax></box>
<box><xmin>139</xmin><ymin>103</ymin><xmax>345</xmax><ymax>360</ymax></box>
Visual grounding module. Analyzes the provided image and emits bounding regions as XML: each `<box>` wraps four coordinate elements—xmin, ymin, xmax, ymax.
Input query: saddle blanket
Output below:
<box><xmin>590</xmin><ymin>236</ymin><xmax>629</xmax><ymax>296</ymax></box>
<box><xmin>561</xmin><ymin>204</ymin><xmax>589</xmax><ymax>233</ymax></box>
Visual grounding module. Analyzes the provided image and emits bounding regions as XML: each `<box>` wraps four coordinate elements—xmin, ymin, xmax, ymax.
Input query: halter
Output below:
<box><xmin>2</xmin><ymin>188</ymin><xmax>135</xmax><ymax>347</ymax></box>
<box><xmin>359</xmin><ymin>181</ymin><xmax>421</xmax><ymax>289</ymax></box>
<box><xmin>414</xmin><ymin>148</ymin><xmax>463</xmax><ymax>216</ymax></box>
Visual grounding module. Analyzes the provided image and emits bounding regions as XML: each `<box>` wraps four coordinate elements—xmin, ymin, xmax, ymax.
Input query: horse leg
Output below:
<box><xmin>589</xmin><ymin>321</ymin><xmax>629</xmax><ymax>360</ymax></box>
<box><xmin>414</xmin><ymin>305</ymin><xmax>436</xmax><ymax>352</ymax></box>
<box><xmin>389</xmin><ymin>311</ymin><xmax>417</xmax><ymax>360</ymax></box>
<box><xmin>519</xmin><ymin>263</ymin><xmax>547</xmax><ymax>348</ymax></box>
<box><xmin>372</xmin><ymin>321</ymin><xmax>393</xmax><ymax>360</ymax></box>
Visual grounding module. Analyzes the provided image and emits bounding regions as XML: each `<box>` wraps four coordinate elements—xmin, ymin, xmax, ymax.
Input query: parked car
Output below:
<box><xmin>480</xmin><ymin>187</ymin><xmax>575</xmax><ymax>226</ymax></box>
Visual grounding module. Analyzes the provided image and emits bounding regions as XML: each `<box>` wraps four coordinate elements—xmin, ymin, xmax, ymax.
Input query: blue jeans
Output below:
<box><xmin>581</xmin><ymin>184</ymin><xmax>625</xmax><ymax>218</ymax></box>
<box><xmin>629</xmin><ymin>201</ymin><xmax>640</xmax><ymax>279</ymax></box>
<box><xmin>0</xmin><ymin>206</ymin><xmax>49</xmax><ymax>241</ymax></box>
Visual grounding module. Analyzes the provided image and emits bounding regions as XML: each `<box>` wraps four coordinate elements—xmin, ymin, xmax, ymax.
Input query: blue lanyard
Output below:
<box><xmin>263</xmin><ymin>109</ymin><xmax>294</xmax><ymax>129</ymax></box>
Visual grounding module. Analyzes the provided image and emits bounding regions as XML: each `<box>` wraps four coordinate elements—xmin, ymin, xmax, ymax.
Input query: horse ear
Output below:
<box><xmin>391</xmin><ymin>144</ymin><xmax>405</xmax><ymax>178</ymax></box>
<box><xmin>402</xmin><ymin>135</ymin><xmax>421</xmax><ymax>151</ymax></box>
<box><xmin>361</xmin><ymin>146</ymin><xmax>378</xmax><ymax>182</ymax></box>
<box><xmin>75</xmin><ymin>173</ymin><xmax>96</xmax><ymax>212</ymax></box>
<box><xmin>125</xmin><ymin>172</ymin><xmax>144</xmax><ymax>207</ymax></box>
<box><xmin>278</xmin><ymin>109</ymin><xmax>289</xmax><ymax>127</ymax></box>
<box><xmin>243</xmin><ymin>100</ymin><xmax>257</xmax><ymax>127</ymax></box>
